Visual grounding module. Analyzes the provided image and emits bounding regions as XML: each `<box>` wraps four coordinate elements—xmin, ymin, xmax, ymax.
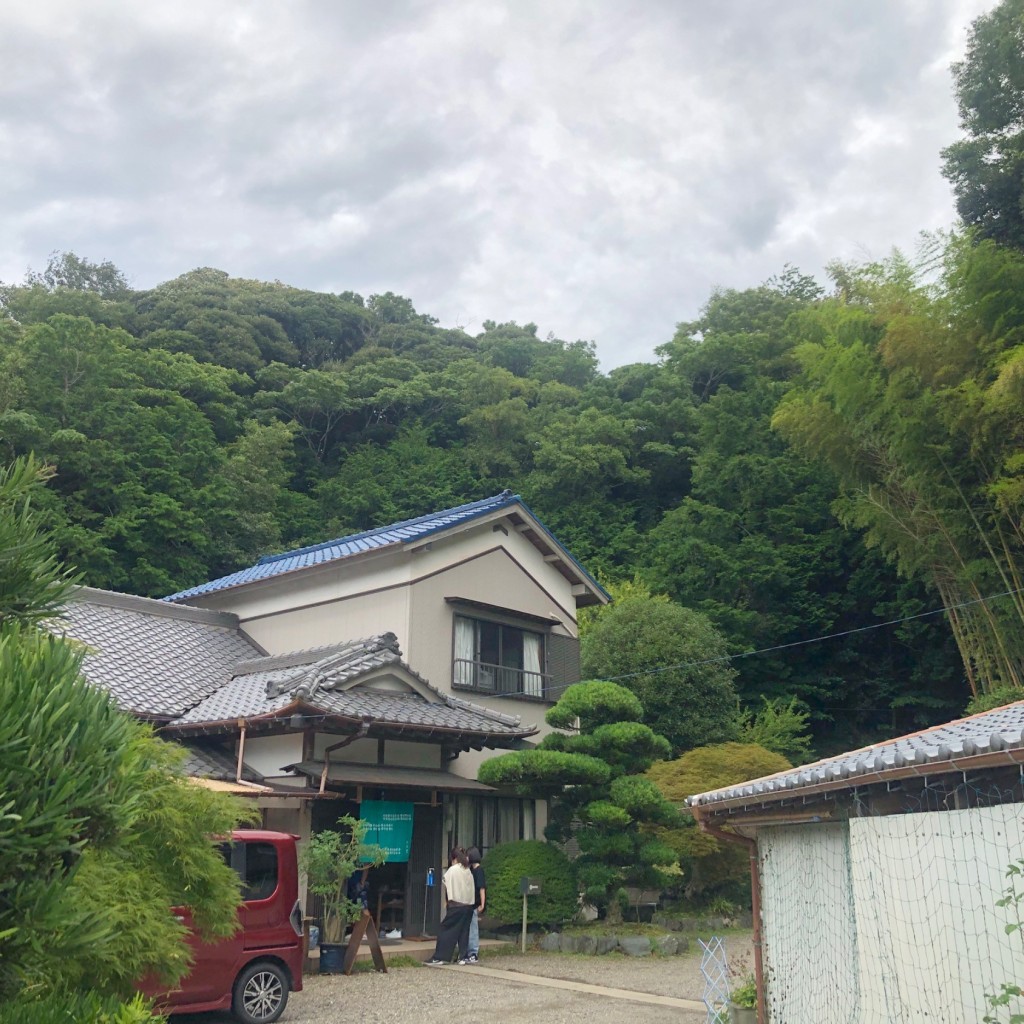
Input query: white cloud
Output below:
<box><xmin>0</xmin><ymin>0</ymin><xmax>1000</xmax><ymax>366</ymax></box>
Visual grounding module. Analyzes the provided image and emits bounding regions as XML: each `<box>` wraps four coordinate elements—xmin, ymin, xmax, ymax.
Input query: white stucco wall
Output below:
<box><xmin>243</xmin><ymin>733</ymin><xmax>303</xmax><ymax>779</ymax></box>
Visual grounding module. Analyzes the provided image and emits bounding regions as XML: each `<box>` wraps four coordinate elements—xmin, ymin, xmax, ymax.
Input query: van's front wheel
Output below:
<box><xmin>232</xmin><ymin>961</ymin><xmax>289</xmax><ymax>1023</ymax></box>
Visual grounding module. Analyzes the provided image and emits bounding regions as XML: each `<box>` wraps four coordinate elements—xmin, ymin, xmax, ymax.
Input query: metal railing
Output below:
<box><xmin>452</xmin><ymin>659</ymin><xmax>550</xmax><ymax>699</ymax></box>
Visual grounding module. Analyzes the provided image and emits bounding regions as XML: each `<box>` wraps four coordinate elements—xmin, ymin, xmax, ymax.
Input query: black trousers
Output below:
<box><xmin>431</xmin><ymin>904</ymin><xmax>473</xmax><ymax>962</ymax></box>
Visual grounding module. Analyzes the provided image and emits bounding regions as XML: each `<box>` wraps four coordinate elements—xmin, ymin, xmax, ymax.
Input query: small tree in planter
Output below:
<box><xmin>300</xmin><ymin>815</ymin><xmax>386</xmax><ymax>968</ymax></box>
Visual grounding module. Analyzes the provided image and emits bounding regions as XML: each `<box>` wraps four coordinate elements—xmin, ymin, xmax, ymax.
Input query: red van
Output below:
<box><xmin>141</xmin><ymin>830</ymin><xmax>304</xmax><ymax>1023</ymax></box>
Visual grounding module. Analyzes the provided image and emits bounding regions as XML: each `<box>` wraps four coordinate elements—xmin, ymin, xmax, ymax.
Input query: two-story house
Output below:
<box><xmin>55</xmin><ymin>491</ymin><xmax>606</xmax><ymax>934</ymax></box>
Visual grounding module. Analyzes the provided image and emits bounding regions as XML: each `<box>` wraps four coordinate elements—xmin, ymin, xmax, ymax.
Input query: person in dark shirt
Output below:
<box><xmin>466</xmin><ymin>846</ymin><xmax>486</xmax><ymax>964</ymax></box>
<box><xmin>347</xmin><ymin>866</ymin><xmax>371</xmax><ymax>912</ymax></box>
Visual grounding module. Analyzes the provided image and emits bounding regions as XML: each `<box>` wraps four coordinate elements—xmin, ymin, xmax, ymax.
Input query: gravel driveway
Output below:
<box><xmin>177</xmin><ymin>936</ymin><xmax>754</xmax><ymax>1024</ymax></box>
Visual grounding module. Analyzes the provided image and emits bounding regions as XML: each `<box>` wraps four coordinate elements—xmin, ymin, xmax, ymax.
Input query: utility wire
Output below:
<box><xmin>569</xmin><ymin>583</ymin><xmax>1024</xmax><ymax>687</ymax></box>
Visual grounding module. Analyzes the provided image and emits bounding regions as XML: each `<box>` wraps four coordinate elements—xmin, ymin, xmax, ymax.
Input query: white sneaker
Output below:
<box><xmin>385</xmin><ymin>929</ymin><xmax>403</xmax><ymax>939</ymax></box>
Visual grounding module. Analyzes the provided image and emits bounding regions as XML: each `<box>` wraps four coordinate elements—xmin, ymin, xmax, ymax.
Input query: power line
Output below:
<box><xmin>567</xmin><ymin>584</ymin><xmax>1024</xmax><ymax>689</ymax></box>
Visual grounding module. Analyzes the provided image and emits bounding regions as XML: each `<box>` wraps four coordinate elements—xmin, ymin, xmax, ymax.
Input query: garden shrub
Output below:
<box><xmin>482</xmin><ymin>840</ymin><xmax>578</xmax><ymax>927</ymax></box>
<box><xmin>0</xmin><ymin>989</ymin><xmax>163</xmax><ymax>1023</ymax></box>
<box><xmin>647</xmin><ymin>742</ymin><xmax>790</xmax><ymax>901</ymax></box>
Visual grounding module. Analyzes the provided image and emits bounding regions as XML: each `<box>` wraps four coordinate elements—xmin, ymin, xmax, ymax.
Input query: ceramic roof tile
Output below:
<box><xmin>172</xmin><ymin>634</ymin><xmax>534</xmax><ymax>737</ymax></box>
<box><xmin>687</xmin><ymin>701</ymin><xmax>1024</xmax><ymax>809</ymax></box>
<box><xmin>53</xmin><ymin>588</ymin><xmax>263</xmax><ymax>719</ymax></box>
<box><xmin>180</xmin><ymin>742</ymin><xmax>264</xmax><ymax>783</ymax></box>
<box><xmin>162</xmin><ymin>490</ymin><xmax>607</xmax><ymax>604</ymax></box>
<box><xmin>163</xmin><ymin>492</ymin><xmax>520</xmax><ymax>602</ymax></box>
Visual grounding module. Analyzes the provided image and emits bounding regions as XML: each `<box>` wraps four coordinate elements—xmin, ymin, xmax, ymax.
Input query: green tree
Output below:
<box><xmin>25</xmin><ymin>251</ymin><xmax>130</xmax><ymax>298</ymax></box>
<box><xmin>942</xmin><ymin>0</ymin><xmax>1024</xmax><ymax>248</ymax></box>
<box><xmin>736</xmin><ymin>697</ymin><xmax>814</xmax><ymax>764</ymax></box>
<box><xmin>479</xmin><ymin>681</ymin><xmax>678</xmax><ymax>921</ymax></box>
<box><xmin>647</xmin><ymin>742</ymin><xmax>790</xmax><ymax>902</ymax></box>
<box><xmin>773</xmin><ymin>246</ymin><xmax>1024</xmax><ymax>700</ymax></box>
<box><xmin>580</xmin><ymin>585</ymin><xmax>738</xmax><ymax>755</ymax></box>
<box><xmin>0</xmin><ymin>456</ymin><xmax>251</xmax><ymax>1008</ymax></box>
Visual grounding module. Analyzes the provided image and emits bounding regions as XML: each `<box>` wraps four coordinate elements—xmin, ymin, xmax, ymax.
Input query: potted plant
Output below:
<box><xmin>300</xmin><ymin>815</ymin><xmax>386</xmax><ymax>973</ymax></box>
<box><xmin>729</xmin><ymin>974</ymin><xmax>757</xmax><ymax>1023</ymax></box>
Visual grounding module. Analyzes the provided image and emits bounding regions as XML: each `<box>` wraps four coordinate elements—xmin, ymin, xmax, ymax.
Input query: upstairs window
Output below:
<box><xmin>453</xmin><ymin>614</ymin><xmax>547</xmax><ymax>699</ymax></box>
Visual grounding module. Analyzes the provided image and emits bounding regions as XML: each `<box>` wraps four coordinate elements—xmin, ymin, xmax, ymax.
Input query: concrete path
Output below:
<box><xmin>439</xmin><ymin>962</ymin><xmax>707</xmax><ymax>1012</ymax></box>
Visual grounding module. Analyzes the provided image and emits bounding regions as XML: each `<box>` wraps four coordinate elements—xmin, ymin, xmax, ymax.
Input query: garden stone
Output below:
<box><xmin>540</xmin><ymin>933</ymin><xmax>562</xmax><ymax>952</ymax></box>
<box><xmin>595</xmin><ymin>935</ymin><xmax>619</xmax><ymax>954</ymax></box>
<box><xmin>652</xmin><ymin>913</ymin><xmax>684</xmax><ymax>931</ymax></box>
<box><xmin>738</xmin><ymin>911</ymin><xmax>754</xmax><ymax>928</ymax></box>
<box><xmin>619</xmin><ymin>936</ymin><xmax>652</xmax><ymax>957</ymax></box>
<box><xmin>655</xmin><ymin>935</ymin><xmax>680</xmax><ymax>955</ymax></box>
<box><xmin>559</xmin><ymin>934</ymin><xmax>578</xmax><ymax>953</ymax></box>
<box><xmin>575</xmin><ymin>934</ymin><xmax>597</xmax><ymax>955</ymax></box>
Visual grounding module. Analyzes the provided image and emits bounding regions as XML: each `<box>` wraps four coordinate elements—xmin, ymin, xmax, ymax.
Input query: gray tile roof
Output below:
<box><xmin>170</xmin><ymin>634</ymin><xmax>536</xmax><ymax>739</ymax></box>
<box><xmin>53</xmin><ymin>591</ymin><xmax>535</xmax><ymax>743</ymax></box>
<box><xmin>687</xmin><ymin>701</ymin><xmax>1024</xmax><ymax>810</ymax></box>
<box><xmin>163</xmin><ymin>490</ymin><xmax>608</xmax><ymax>605</ymax></box>
<box><xmin>54</xmin><ymin>588</ymin><xmax>264</xmax><ymax>719</ymax></box>
<box><xmin>180</xmin><ymin>742</ymin><xmax>264</xmax><ymax>783</ymax></box>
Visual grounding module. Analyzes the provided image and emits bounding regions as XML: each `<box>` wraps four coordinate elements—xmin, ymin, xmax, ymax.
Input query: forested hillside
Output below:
<box><xmin>4</xmin><ymin>1</ymin><xmax>1024</xmax><ymax>759</ymax></box>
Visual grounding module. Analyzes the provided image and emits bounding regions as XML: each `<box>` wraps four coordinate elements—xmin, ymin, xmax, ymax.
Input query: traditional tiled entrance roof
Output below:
<box><xmin>53</xmin><ymin>590</ymin><xmax>536</xmax><ymax>747</ymax></box>
<box><xmin>168</xmin><ymin>633</ymin><xmax>536</xmax><ymax>745</ymax></box>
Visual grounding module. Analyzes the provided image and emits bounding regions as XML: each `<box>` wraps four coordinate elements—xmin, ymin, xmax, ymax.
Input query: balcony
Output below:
<box><xmin>452</xmin><ymin>658</ymin><xmax>551</xmax><ymax>701</ymax></box>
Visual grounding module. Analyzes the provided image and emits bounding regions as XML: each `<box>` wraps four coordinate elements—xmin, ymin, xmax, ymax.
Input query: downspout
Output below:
<box><xmin>319</xmin><ymin>717</ymin><xmax>374</xmax><ymax>795</ymax></box>
<box><xmin>697</xmin><ymin>814</ymin><xmax>767</xmax><ymax>1024</ymax></box>
<box><xmin>236</xmin><ymin>719</ymin><xmax>247</xmax><ymax>784</ymax></box>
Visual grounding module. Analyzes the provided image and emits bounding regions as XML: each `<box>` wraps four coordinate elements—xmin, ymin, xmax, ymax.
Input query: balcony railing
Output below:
<box><xmin>453</xmin><ymin>658</ymin><xmax>551</xmax><ymax>700</ymax></box>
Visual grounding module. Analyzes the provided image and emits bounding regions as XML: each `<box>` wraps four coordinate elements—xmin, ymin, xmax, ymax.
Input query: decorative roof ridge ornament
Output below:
<box><xmin>265</xmin><ymin>633</ymin><xmax>404</xmax><ymax>699</ymax></box>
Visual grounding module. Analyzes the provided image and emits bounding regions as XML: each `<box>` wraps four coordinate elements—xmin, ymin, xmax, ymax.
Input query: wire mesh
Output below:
<box><xmin>757</xmin><ymin>774</ymin><xmax>1024</xmax><ymax>1023</ymax></box>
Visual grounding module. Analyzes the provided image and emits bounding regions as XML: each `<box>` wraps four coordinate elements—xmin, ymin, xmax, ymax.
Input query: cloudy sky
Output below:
<box><xmin>0</xmin><ymin>0</ymin><xmax>995</xmax><ymax>368</ymax></box>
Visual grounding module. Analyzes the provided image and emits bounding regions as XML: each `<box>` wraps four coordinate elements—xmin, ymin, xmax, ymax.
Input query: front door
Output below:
<box><xmin>406</xmin><ymin>803</ymin><xmax>443</xmax><ymax>937</ymax></box>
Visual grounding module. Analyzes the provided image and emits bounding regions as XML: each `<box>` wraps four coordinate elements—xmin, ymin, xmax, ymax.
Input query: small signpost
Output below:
<box><xmin>519</xmin><ymin>876</ymin><xmax>542</xmax><ymax>953</ymax></box>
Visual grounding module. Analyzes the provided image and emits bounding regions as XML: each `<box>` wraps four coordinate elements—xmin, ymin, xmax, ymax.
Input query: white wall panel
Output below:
<box><xmin>759</xmin><ymin>822</ymin><xmax>859</xmax><ymax>1024</ymax></box>
<box><xmin>849</xmin><ymin>804</ymin><xmax>1024</xmax><ymax>1024</ymax></box>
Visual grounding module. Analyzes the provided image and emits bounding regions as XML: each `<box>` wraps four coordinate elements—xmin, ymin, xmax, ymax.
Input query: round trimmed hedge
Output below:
<box><xmin>482</xmin><ymin>840</ymin><xmax>578</xmax><ymax>927</ymax></box>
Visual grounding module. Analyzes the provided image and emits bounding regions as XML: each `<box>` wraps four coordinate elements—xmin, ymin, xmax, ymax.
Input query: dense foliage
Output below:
<box><xmin>0</xmin><ymin>457</ymin><xmax>251</xmax><ymax>1015</ymax></box>
<box><xmin>299</xmin><ymin>815</ymin><xmax>386</xmax><ymax>943</ymax></box>
<box><xmin>481</xmin><ymin>840</ymin><xmax>579</xmax><ymax>927</ymax></box>
<box><xmin>647</xmin><ymin>743</ymin><xmax>791</xmax><ymax>901</ymax></box>
<box><xmin>580</xmin><ymin>584</ymin><xmax>738</xmax><ymax>755</ymax></box>
<box><xmin>942</xmin><ymin>0</ymin><xmax>1024</xmax><ymax>248</ymax></box>
<box><xmin>12</xmin><ymin>14</ymin><xmax>1024</xmax><ymax>759</ymax></box>
<box><xmin>480</xmin><ymin>682</ymin><xmax>679</xmax><ymax>918</ymax></box>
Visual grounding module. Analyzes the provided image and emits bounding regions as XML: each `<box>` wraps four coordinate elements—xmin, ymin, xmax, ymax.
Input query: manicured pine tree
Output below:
<box><xmin>479</xmin><ymin>680</ymin><xmax>679</xmax><ymax>922</ymax></box>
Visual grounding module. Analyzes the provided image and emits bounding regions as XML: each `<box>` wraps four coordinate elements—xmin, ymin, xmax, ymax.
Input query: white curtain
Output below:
<box><xmin>498</xmin><ymin>799</ymin><xmax>521</xmax><ymax>844</ymax></box>
<box><xmin>523</xmin><ymin>632</ymin><xmax>543</xmax><ymax>697</ymax></box>
<box><xmin>454</xmin><ymin>617</ymin><xmax>475</xmax><ymax>686</ymax></box>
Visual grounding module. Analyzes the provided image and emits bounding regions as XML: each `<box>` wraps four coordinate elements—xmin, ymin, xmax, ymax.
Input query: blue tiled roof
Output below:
<box><xmin>165</xmin><ymin>491</ymin><xmax>606</xmax><ymax>604</ymax></box>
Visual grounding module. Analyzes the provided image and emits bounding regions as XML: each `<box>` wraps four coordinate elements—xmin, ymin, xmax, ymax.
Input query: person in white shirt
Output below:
<box><xmin>425</xmin><ymin>846</ymin><xmax>475</xmax><ymax>965</ymax></box>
